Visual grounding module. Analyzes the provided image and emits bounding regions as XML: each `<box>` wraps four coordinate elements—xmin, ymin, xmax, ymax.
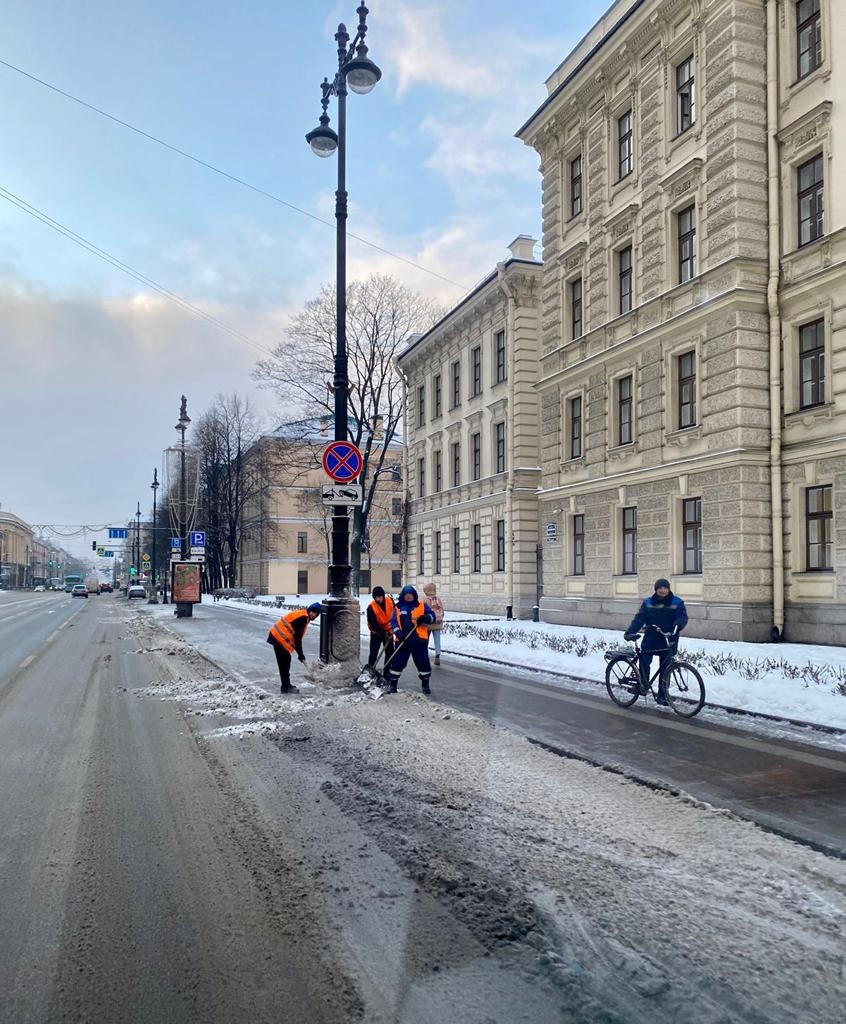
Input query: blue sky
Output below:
<box><xmin>0</xmin><ymin>0</ymin><xmax>612</xmax><ymax>554</ymax></box>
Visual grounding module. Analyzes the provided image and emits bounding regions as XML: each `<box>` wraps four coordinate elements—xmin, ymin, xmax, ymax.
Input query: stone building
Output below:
<box><xmin>517</xmin><ymin>0</ymin><xmax>845</xmax><ymax>641</ymax></box>
<box><xmin>0</xmin><ymin>508</ymin><xmax>34</xmax><ymax>589</ymax></box>
<box><xmin>238</xmin><ymin>418</ymin><xmax>404</xmax><ymax>598</ymax></box>
<box><xmin>397</xmin><ymin>237</ymin><xmax>543</xmax><ymax>617</ymax></box>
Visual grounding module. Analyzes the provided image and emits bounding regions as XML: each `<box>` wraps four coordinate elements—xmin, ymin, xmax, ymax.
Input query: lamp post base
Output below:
<box><xmin>315</xmin><ymin>596</ymin><xmax>361</xmax><ymax>683</ymax></box>
<box><xmin>175</xmin><ymin>602</ymin><xmax>193</xmax><ymax>618</ymax></box>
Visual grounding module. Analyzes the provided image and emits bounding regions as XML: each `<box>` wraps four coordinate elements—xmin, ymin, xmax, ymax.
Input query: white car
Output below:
<box><xmin>34</xmin><ymin>585</ymin><xmax>46</xmax><ymax>592</ymax></box>
<box><xmin>128</xmin><ymin>583</ymin><xmax>147</xmax><ymax>599</ymax></box>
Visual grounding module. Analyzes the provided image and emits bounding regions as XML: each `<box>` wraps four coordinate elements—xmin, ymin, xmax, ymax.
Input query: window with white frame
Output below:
<box><xmin>682</xmin><ymin>497</ymin><xmax>702</xmax><ymax>574</ymax></box>
<box><xmin>570</xmin><ymin>154</ymin><xmax>582</xmax><ymax>218</ymax></box>
<box><xmin>618</xmin><ymin>246</ymin><xmax>633</xmax><ymax>314</ymax></box>
<box><xmin>418</xmin><ymin>534</ymin><xmax>425</xmax><ymax>575</ymax></box>
<box><xmin>433</xmin><ymin>373</ymin><xmax>442</xmax><ymax>418</ymax></box>
<box><xmin>471</xmin><ymin>346</ymin><xmax>482</xmax><ymax>397</ymax></box>
<box><xmin>799</xmin><ymin>319</ymin><xmax>825</xmax><ymax>408</ymax></box>
<box><xmin>434</xmin><ymin>450</ymin><xmax>443</xmax><ymax>492</ymax></box>
<box><xmin>622</xmin><ymin>506</ymin><xmax>637</xmax><ymax>575</ymax></box>
<box><xmin>569</xmin><ymin>395</ymin><xmax>582</xmax><ymax>460</ymax></box>
<box><xmin>297</xmin><ymin>531</ymin><xmax>308</xmax><ymax>554</ymax></box>
<box><xmin>451</xmin><ymin>441</ymin><xmax>461</xmax><ymax>487</ymax></box>
<box><xmin>471</xmin><ymin>432</ymin><xmax>481</xmax><ymax>481</ymax></box>
<box><xmin>452</xmin><ymin>527</ymin><xmax>460</xmax><ymax>573</ymax></box>
<box><xmin>417</xmin><ymin>385</ymin><xmax>425</xmax><ymax>426</ymax></box>
<box><xmin>571</xmin><ymin>278</ymin><xmax>583</xmax><ymax>340</ymax></box>
<box><xmin>472</xmin><ymin>524</ymin><xmax>481</xmax><ymax>573</ymax></box>
<box><xmin>434</xmin><ymin>530</ymin><xmax>442</xmax><ymax>575</ymax></box>
<box><xmin>495</xmin><ymin>421</ymin><xmax>506</xmax><ymax>474</ymax></box>
<box><xmin>798</xmin><ymin>154</ymin><xmax>824</xmax><ymax>247</ymax></box>
<box><xmin>495</xmin><ymin>329</ymin><xmax>506</xmax><ymax>384</ymax></box>
<box><xmin>572</xmin><ymin>514</ymin><xmax>585</xmax><ymax>576</ymax></box>
<box><xmin>417</xmin><ymin>456</ymin><xmax>425</xmax><ymax>498</ymax></box>
<box><xmin>676</xmin><ymin>55</ymin><xmax>695</xmax><ymax>135</ymax></box>
<box><xmin>678</xmin><ymin>205</ymin><xmax>696</xmax><ymax>282</ymax></box>
<box><xmin>451</xmin><ymin>360</ymin><xmax>461</xmax><ymax>408</ymax></box>
<box><xmin>805</xmin><ymin>484</ymin><xmax>832</xmax><ymax>571</ymax></box>
<box><xmin>617</xmin><ymin>375</ymin><xmax>633</xmax><ymax>445</ymax></box>
<box><xmin>496</xmin><ymin>519</ymin><xmax>505</xmax><ymax>572</ymax></box>
<box><xmin>796</xmin><ymin>0</ymin><xmax>822</xmax><ymax>80</ymax></box>
<box><xmin>678</xmin><ymin>351</ymin><xmax>697</xmax><ymax>429</ymax></box>
<box><xmin>618</xmin><ymin>110</ymin><xmax>633</xmax><ymax>179</ymax></box>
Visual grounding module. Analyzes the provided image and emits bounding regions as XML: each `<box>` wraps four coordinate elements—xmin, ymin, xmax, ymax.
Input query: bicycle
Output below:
<box><xmin>603</xmin><ymin>625</ymin><xmax>705</xmax><ymax>718</ymax></box>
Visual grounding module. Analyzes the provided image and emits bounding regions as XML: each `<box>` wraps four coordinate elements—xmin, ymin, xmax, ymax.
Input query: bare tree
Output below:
<box><xmin>254</xmin><ymin>274</ymin><xmax>441</xmax><ymax>591</ymax></box>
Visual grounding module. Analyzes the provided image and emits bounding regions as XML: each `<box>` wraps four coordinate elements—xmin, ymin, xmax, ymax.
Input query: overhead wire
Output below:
<box><xmin>0</xmin><ymin>184</ymin><xmax>280</xmax><ymax>360</ymax></box>
<box><xmin>0</xmin><ymin>57</ymin><xmax>471</xmax><ymax>293</ymax></box>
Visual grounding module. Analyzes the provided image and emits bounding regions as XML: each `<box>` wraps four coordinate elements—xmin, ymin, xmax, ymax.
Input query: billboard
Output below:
<box><xmin>171</xmin><ymin>562</ymin><xmax>202</xmax><ymax>604</ymax></box>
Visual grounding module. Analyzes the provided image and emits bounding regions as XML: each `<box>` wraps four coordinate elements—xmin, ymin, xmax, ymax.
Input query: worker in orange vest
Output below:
<box><xmin>267</xmin><ymin>602</ymin><xmax>321</xmax><ymax>693</ymax></box>
<box><xmin>386</xmin><ymin>585</ymin><xmax>436</xmax><ymax>695</ymax></box>
<box><xmin>366</xmin><ymin>586</ymin><xmax>395</xmax><ymax>670</ymax></box>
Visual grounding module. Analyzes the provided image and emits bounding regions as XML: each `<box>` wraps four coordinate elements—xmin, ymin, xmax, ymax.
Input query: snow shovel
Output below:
<box><xmin>355</xmin><ymin>635</ymin><xmax>408</xmax><ymax>694</ymax></box>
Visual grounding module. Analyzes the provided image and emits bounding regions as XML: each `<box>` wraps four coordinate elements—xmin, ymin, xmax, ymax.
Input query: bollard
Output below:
<box><xmin>532</xmin><ymin>605</ymin><xmax>540</xmax><ymax>622</ymax></box>
<box><xmin>506</xmin><ymin>605</ymin><xmax>513</xmax><ymax>620</ymax></box>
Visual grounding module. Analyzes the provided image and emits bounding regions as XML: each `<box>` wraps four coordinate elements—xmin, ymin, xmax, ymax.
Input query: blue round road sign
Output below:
<box><xmin>322</xmin><ymin>441</ymin><xmax>363</xmax><ymax>483</ymax></box>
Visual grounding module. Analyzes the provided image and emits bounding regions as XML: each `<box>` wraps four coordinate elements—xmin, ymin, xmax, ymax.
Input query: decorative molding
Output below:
<box><xmin>777</xmin><ymin>101</ymin><xmax>832</xmax><ymax>153</ymax></box>
<box><xmin>603</xmin><ymin>201</ymin><xmax>640</xmax><ymax>238</ymax></box>
<box><xmin>658</xmin><ymin>157</ymin><xmax>704</xmax><ymax>198</ymax></box>
<box><xmin>558</xmin><ymin>240</ymin><xmax>588</xmax><ymax>272</ymax></box>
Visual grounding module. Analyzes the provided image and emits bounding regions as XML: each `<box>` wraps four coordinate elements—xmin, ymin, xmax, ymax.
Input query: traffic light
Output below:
<box><xmin>48</xmin><ymin>560</ymin><xmax>53</xmax><ymax>568</ymax></box>
<box><xmin>130</xmin><ymin>567</ymin><xmax>137</xmax><ymax>576</ymax></box>
<box><xmin>92</xmin><ymin>541</ymin><xmax>97</xmax><ymax>551</ymax></box>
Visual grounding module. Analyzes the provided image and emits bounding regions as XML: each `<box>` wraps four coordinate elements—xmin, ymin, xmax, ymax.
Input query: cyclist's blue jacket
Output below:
<box><xmin>626</xmin><ymin>591</ymin><xmax>688</xmax><ymax>651</ymax></box>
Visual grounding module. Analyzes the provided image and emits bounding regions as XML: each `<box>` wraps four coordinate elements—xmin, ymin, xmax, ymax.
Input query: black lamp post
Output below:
<box><xmin>306</xmin><ymin>3</ymin><xmax>381</xmax><ymax>665</ymax></box>
<box><xmin>175</xmin><ymin>396</ymin><xmax>192</xmax><ymax>618</ymax></box>
<box><xmin>149</xmin><ymin>468</ymin><xmax>159</xmax><ymax>604</ymax></box>
<box><xmin>135</xmin><ymin>502</ymin><xmax>141</xmax><ymax>589</ymax></box>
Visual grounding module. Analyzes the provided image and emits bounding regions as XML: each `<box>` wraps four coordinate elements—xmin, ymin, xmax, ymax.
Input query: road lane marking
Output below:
<box><xmin>46</xmin><ymin>630</ymin><xmax>59</xmax><ymax>643</ymax></box>
<box><xmin>18</xmin><ymin>654</ymin><xmax>35</xmax><ymax>669</ymax></box>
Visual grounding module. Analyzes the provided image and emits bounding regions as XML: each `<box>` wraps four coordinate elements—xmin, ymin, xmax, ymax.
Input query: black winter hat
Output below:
<box><xmin>654</xmin><ymin>578</ymin><xmax>671</xmax><ymax>591</ymax></box>
<box><xmin>372</xmin><ymin>586</ymin><xmax>385</xmax><ymax>599</ymax></box>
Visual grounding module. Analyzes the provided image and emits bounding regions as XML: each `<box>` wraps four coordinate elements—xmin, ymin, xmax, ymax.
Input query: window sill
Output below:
<box><xmin>793</xmin><ymin>569</ymin><xmax>834</xmax><ymax>576</ymax></box>
<box><xmin>788</xmin><ymin>64</ymin><xmax>828</xmax><ymax>93</ymax></box>
<box><xmin>785</xmin><ymin>402</ymin><xmax>834</xmax><ymax>426</ymax></box>
<box><xmin>608</xmin><ymin>442</ymin><xmax>638</xmax><ymax>461</ymax></box>
<box><xmin>665</xmin><ymin>425</ymin><xmax>701</xmax><ymax>448</ymax></box>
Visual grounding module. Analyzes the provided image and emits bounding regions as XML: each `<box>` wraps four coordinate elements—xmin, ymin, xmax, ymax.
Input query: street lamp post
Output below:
<box><xmin>149</xmin><ymin>468</ymin><xmax>159</xmax><ymax>604</ymax></box>
<box><xmin>135</xmin><ymin>502</ymin><xmax>141</xmax><ymax>591</ymax></box>
<box><xmin>175</xmin><ymin>396</ymin><xmax>192</xmax><ymax>619</ymax></box>
<box><xmin>306</xmin><ymin>3</ymin><xmax>381</xmax><ymax>668</ymax></box>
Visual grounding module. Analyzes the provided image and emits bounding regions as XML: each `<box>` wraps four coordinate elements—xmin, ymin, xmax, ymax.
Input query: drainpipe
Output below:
<box><xmin>398</xmin><ymin>364</ymin><xmax>410</xmax><ymax>583</ymax></box>
<box><xmin>766</xmin><ymin>0</ymin><xmax>785</xmax><ymax>640</ymax></box>
<box><xmin>498</xmin><ymin>272</ymin><xmax>518</xmax><ymax>618</ymax></box>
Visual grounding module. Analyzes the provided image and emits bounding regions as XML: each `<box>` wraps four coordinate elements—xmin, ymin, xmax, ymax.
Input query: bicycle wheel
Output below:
<box><xmin>605</xmin><ymin>655</ymin><xmax>640</xmax><ymax>708</ymax></box>
<box><xmin>663</xmin><ymin>661</ymin><xmax>705</xmax><ymax>718</ymax></box>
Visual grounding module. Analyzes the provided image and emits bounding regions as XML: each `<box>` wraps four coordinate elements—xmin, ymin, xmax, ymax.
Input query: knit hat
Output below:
<box><xmin>307</xmin><ymin>602</ymin><xmax>322</xmax><ymax>615</ymax></box>
<box><xmin>372</xmin><ymin>586</ymin><xmax>385</xmax><ymax>599</ymax></box>
<box><xmin>654</xmin><ymin>578</ymin><xmax>671</xmax><ymax>591</ymax></box>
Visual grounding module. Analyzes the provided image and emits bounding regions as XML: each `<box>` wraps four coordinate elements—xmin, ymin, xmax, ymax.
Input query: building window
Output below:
<box><xmin>571</xmin><ymin>278</ymin><xmax>582</xmax><ymax>340</ymax></box>
<box><xmin>418</xmin><ymin>534</ymin><xmax>425</xmax><ymax>575</ymax></box>
<box><xmin>417</xmin><ymin>456</ymin><xmax>425</xmax><ymax>498</ymax></box>
<box><xmin>618</xmin><ymin>109</ymin><xmax>633</xmax><ymax>179</ymax></box>
<box><xmin>572</xmin><ymin>514</ymin><xmax>585</xmax><ymax>576</ymax></box>
<box><xmin>471</xmin><ymin>346</ymin><xmax>482</xmax><ymax>397</ymax></box>
<box><xmin>798</xmin><ymin>154</ymin><xmax>824</xmax><ymax>247</ymax></box>
<box><xmin>452</xmin><ymin>527</ymin><xmax>460</xmax><ymax>573</ymax></box>
<box><xmin>495</xmin><ymin>422</ymin><xmax>506</xmax><ymax>474</ymax></box>
<box><xmin>433</xmin><ymin>373</ymin><xmax>442</xmax><ymax>418</ymax></box>
<box><xmin>297</xmin><ymin>569</ymin><xmax>309</xmax><ymax>593</ymax></box>
<box><xmin>618</xmin><ymin>245</ymin><xmax>633</xmax><ymax>314</ymax></box>
<box><xmin>451</xmin><ymin>441</ymin><xmax>461</xmax><ymax>487</ymax></box>
<box><xmin>618</xmin><ymin>375</ymin><xmax>633</xmax><ymax>446</ymax></box>
<box><xmin>471</xmin><ymin>432</ymin><xmax>481</xmax><ymax>481</ymax></box>
<box><xmin>496</xmin><ymin>519</ymin><xmax>505</xmax><ymax>572</ymax></box>
<box><xmin>676</xmin><ymin>55</ymin><xmax>695</xmax><ymax>135</ymax></box>
<box><xmin>805</xmin><ymin>484</ymin><xmax>832</xmax><ymax>571</ymax></box>
<box><xmin>392</xmin><ymin>497</ymin><xmax>403</xmax><ymax>516</ymax></box>
<box><xmin>799</xmin><ymin>319</ymin><xmax>825</xmax><ymax>408</ymax></box>
<box><xmin>797</xmin><ymin>0</ymin><xmax>822</xmax><ymax>79</ymax></box>
<box><xmin>296</xmin><ymin>531</ymin><xmax>308</xmax><ymax>554</ymax></box>
<box><xmin>682</xmin><ymin>497</ymin><xmax>702</xmax><ymax>574</ymax></box>
<box><xmin>570</xmin><ymin>154</ymin><xmax>582</xmax><ymax>218</ymax></box>
<box><xmin>417</xmin><ymin>385</ymin><xmax>425</xmax><ymax>427</ymax></box>
<box><xmin>678</xmin><ymin>205</ymin><xmax>696</xmax><ymax>283</ymax></box>
<box><xmin>451</xmin><ymin>360</ymin><xmax>461</xmax><ymax>408</ymax></box>
<box><xmin>495</xmin><ymin>329</ymin><xmax>507</xmax><ymax>384</ymax></box>
<box><xmin>472</xmin><ymin>524</ymin><xmax>482</xmax><ymax>573</ymax></box>
<box><xmin>391</xmin><ymin>569</ymin><xmax>402</xmax><ymax>589</ymax></box>
<box><xmin>359</xmin><ymin>570</ymin><xmax>371</xmax><ymax>590</ymax></box>
<box><xmin>434</xmin><ymin>450</ymin><xmax>443</xmax><ymax>492</ymax></box>
<box><xmin>392</xmin><ymin>532</ymin><xmax>402</xmax><ymax>555</ymax></box>
<box><xmin>434</xmin><ymin>531</ymin><xmax>442</xmax><ymax>575</ymax></box>
<box><xmin>678</xmin><ymin>351</ymin><xmax>697</xmax><ymax>429</ymax></box>
<box><xmin>622</xmin><ymin>506</ymin><xmax>637</xmax><ymax>575</ymax></box>
<box><xmin>569</xmin><ymin>395</ymin><xmax>582</xmax><ymax>460</ymax></box>
<box><xmin>390</xmin><ymin>464</ymin><xmax>402</xmax><ymax>482</ymax></box>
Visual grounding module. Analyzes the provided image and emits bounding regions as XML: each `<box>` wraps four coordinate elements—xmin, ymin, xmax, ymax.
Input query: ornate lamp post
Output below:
<box><xmin>306</xmin><ymin>3</ymin><xmax>381</xmax><ymax>668</ymax></box>
<box><xmin>175</xmin><ymin>395</ymin><xmax>192</xmax><ymax>618</ymax></box>
<box><xmin>149</xmin><ymin>468</ymin><xmax>159</xmax><ymax>604</ymax></box>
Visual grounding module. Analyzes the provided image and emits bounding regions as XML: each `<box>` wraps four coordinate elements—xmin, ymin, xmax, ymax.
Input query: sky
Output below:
<box><xmin>0</xmin><ymin>0</ymin><xmax>612</xmax><ymax>559</ymax></box>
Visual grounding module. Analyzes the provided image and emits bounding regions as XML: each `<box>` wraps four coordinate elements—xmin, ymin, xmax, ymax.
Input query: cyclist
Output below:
<box><xmin>624</xmin><ymin>578</ymin><xmax>688</xmax><ymax>705</ymax></box>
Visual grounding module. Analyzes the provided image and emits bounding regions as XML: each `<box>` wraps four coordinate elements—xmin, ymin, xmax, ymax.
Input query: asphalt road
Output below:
<box><xmin>179</xmin><ymin>600</ymin><xmax>846</xmax><ymax>858</ymax></box>
<box><xmin>0</xmin><ymin>591</ymin><xmax>358</xmax><ymax>1023</ymax></box>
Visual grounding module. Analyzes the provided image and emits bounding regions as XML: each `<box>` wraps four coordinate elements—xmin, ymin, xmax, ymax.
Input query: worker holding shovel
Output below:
<box><xmin>365</xmin><ymin>586</ymin><xmax>395</xmax><ymax>670</ymax></box>
<box><xmin>267</xmin><ymin>602</ymin><xmax>321</xmax><ymax>694</ymax></box>
<box><xmin>384</xmin><ymin>585</ymin><xmax>437</xmax><ymax>695</ymax></box>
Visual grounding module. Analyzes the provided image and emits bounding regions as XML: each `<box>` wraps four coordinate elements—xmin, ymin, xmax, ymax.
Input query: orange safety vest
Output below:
<box><xmin>368</xmin><ymin>596</ymin><xmax>395</xmax><ymax>633</ymax></box>
<box><xmin>269</xmin><ymin>608</ymin><xmax>309</xmax><ymax>653</ymax></box>
<box><xmin>394</xmin><ymin>600</ymin><xmax>430</xmax><ymax>640</ymax></box>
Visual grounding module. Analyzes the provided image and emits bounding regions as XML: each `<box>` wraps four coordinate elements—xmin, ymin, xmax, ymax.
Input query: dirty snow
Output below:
<box><xmin>123</xmin><ymin>605</ymin><xmax>846</xmax><ymax>1024</ymax></box>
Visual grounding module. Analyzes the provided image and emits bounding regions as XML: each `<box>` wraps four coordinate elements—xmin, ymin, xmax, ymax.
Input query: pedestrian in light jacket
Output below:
<box><xmin>422</xmin><ymin>582</ymin><xmax>444</xmax><ymax>666</ymax></box>
<box><xmin>385</xmin><ymin>585</ymin><xmax>436</xmax><ymax>695</ymax></box>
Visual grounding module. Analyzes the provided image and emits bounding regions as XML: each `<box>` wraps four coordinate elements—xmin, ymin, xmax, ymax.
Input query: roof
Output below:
<box><xmin>268</xmin><ymin>416</ymin><xmax>403</xmax><ymax>447</ymax></box>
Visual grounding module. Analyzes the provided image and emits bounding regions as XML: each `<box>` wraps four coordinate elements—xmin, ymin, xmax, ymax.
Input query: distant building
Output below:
<box><xmin>517</xmin><ymin>0</ymin><xmax>846</xmax><ymax>641</ymax></box>
<box><xmin>239</xmin><ymin>417</ymin><xmax>404</xmax><ymax>597</ymax></box>
<box><xmin>397</xmin><ymin>237</ymin><xmax>543</xmax><ymax>617</ymax></box>
<box><xmin>0</xmin><ymin>508</ymin><xmax>34</xmax><ymax>588</ymax></box>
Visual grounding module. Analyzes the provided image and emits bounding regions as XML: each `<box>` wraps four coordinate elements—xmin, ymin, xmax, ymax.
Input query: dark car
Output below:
<box><xmin>99</xmin><ymin>582</ymin><xmax>113</xmax><ymax>593</ymax></box>
<box><xmin>71</xmin><ymin>584</ymin><xmax>88</xmax><ymax>599</ymax></box>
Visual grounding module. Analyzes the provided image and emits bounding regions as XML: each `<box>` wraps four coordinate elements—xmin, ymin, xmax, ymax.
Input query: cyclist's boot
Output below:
<box><xmin>655</xmin><ymin>685</ymin><xmax>669</xmax><ymax>706</ymax></box>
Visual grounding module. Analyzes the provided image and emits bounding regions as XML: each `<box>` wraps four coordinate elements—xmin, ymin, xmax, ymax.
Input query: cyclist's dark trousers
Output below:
<box><xmin>639</xmin><ymin>647</ymin><xmax>674</xmax><ymax>693</ymax></box>
<box><xmin>368</xmin><ymin>633</ymin><xmax>395</xmax><ymax>668</ymax></box>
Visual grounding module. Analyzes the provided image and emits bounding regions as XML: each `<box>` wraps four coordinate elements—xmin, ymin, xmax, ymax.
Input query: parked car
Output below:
<box><xmin>34</xmin><ymin>585</ymin><xmax>46</xmax><ymax>592</ymax></box>
<box><xmin>71</xmin><ymin>584</ymin><xmax>88</xmax><ymax>598</ymax></box>
<box><xmin>128</xmin><ymin>583</ymin><xmax>147</xmax><ymax>599</ymax></box>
